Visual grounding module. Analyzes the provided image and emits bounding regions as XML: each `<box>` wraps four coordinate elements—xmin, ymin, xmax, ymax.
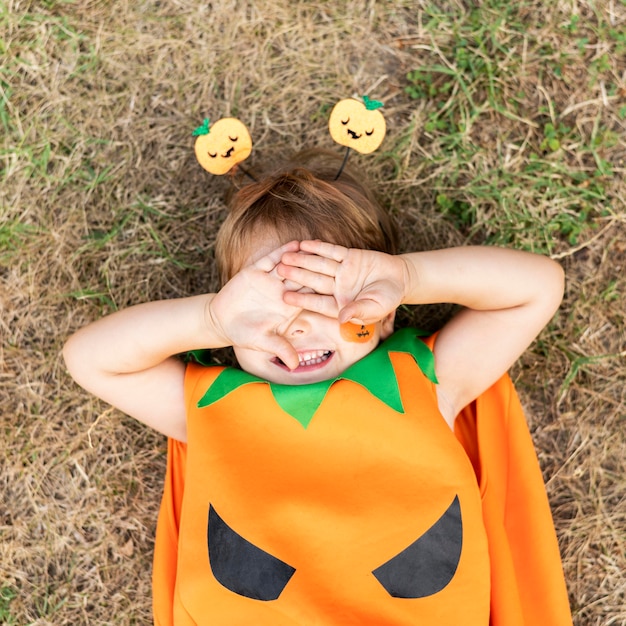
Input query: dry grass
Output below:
<box><xmin>1</xmin><ymin>0</ymin><xmax>625</xmax><ymax>624</ymax></box>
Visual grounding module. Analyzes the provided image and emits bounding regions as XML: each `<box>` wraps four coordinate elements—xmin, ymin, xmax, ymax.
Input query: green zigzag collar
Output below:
<box><xmin>195</xmin><ymin>328</ymin><xmax>437</xmax><ymax>429</ymax></box>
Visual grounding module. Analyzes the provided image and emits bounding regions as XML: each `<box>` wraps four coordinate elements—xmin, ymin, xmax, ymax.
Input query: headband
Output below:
<box><xmin>192</xmin><ymin>96</ymin><xmax>387</xmax><ymax>178</ymax></box>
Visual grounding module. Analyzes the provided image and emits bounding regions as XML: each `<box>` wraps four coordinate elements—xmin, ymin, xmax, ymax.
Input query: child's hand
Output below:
<box><xmin>278</xmin><ymin>240</ymin><xmax>409</xmax><ymax>324</ymax></box>
<box><xmin>62</xmin><ymin>241</ymin><xmax>308</xmax><ymax>441</ymax></box>
<box><xmin>207</xmin><ymin>241</ymin><xmax>305</xmax><ymax>370</ymax></box>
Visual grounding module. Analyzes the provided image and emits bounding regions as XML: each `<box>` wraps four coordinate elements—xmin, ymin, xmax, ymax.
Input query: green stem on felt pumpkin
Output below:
<box><xmin>192</xmin><ymin>118</ymin><xmax>211</xmax><ymax>136</ymax></box>
<box><xmin>363</xmin><ymin>95</ymin><xmax>384</xmax><ymax>111</ymax></box>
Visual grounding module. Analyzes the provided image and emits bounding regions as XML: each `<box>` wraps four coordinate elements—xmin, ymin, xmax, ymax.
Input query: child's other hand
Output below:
<box><xmin>278</xmin><ymin>240</ymin><xmax>408</xmax><ymax>324</ymax></box>
<box><xmin>207</xmin><ymin>241</ymin><xmax>304</xmax><ymax>370</ymax></box>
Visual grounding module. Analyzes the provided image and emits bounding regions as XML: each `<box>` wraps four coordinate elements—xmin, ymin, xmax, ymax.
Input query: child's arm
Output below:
<box><xmin>280</xmin><ymin>241</ymin><xmax>564</xmax><ymax>427</ymax></box>
<box><xmin>63</xmin><ymin>241</ymin><xmax>303</xmax><ymax>441</ymax></box>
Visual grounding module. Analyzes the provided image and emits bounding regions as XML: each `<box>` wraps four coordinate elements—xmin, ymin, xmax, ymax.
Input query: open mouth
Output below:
<box><xmin>273</xmin><ymin>350</ymin><xmax>334</xmax><ymax>372</ymax></box>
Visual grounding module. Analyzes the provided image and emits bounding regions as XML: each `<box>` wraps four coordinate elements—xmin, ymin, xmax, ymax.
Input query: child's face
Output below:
<box><xmin>231</xmin><ymin>233</ymin><xmax>395</xmax><ymax>385</ymax></box>
<box><xmin>234</xmin><ymin>310</ymin><xmax>394</xmax><ymax>385</ymax></box>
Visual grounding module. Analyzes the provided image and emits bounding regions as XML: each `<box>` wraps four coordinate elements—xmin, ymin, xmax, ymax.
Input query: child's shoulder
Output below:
<box><xmin>184</xmin><ymin>356</ymin><xmax>228</xmax><ymax>408</ymax></box>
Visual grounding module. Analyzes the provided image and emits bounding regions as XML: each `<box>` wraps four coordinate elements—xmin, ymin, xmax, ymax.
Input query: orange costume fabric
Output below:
<box><xmin>152</xmin><ymin>330</ymin><xmax>572</xmax><ymax>625</ymax></box>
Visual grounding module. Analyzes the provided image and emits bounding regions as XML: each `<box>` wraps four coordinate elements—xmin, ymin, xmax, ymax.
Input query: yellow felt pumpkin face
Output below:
<box><xmin>328</xmin><ymin>97</ymin><xmax>386</xmax><ymax>154</ymax></box>
<box><xmin>193</xmin><ymin>117</ymin><xmax>252</xmax><ymax>175</ymax></box>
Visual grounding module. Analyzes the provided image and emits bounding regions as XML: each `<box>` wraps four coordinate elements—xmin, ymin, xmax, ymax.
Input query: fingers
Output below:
<box><xmin>283</xmin><ymin>290</ymin><xmax>340</xmax><ymax>319</ymax></box>
<box><xmin>261</xmin><ymin>334</ymin><xmax>300</xmax><ymax>371</ymax></box>
<box><xmin>254</xmin><ymin>240</ymin><xmax>300</xmax><ymax>272</ymax></box>
<box><xmin>278</xmin><ymin>243</ymin><xmax>349</xmax><ymax>296</ymax></box>
<box><xmin>256</xmin><ymin>240</ymin><xmax>348</xmax><ymax>276</ymax></box>
<box><xmin>260</xmin><ymin>241</ymin><xmax>350</xmax><ymax>280</ymax></box>
<box><xmin>282</xmin><ymin>278</ymin><xmax>305</xmax><ymax>292</ymax></box>
<box><xmin>339</xmin><ymin>299</ymin><xmax>385</xmax><ymax>325</ymax></box>
<box><xmin>277</xmin><ymin>262</ymin><xmax>335</xmax><ymax>295</ymax></box>
<box><xmin>299</xmin><ymin>240</ymin><xmax>348</xmax><ymax>262</ymax></box>
<box><xmin>280</xmin><ymin>250</ymin><xmax>342</xmax><ymax>279</ymax></box>
<box><xmin>251</xmin><ymin>241</ymin><xmax>304</xmax><ymax>291</ymax></box>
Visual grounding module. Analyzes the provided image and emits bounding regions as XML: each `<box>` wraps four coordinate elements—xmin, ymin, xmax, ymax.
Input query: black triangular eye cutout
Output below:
<box><xmin>207</xmin><ymin>504</ymin><xmax>296</xmax><ymax>601</ymax></box>
<box><xmin>372</xmin><ymin>495</ymin><xmax>463</xmax><ymax>598</ymax></box>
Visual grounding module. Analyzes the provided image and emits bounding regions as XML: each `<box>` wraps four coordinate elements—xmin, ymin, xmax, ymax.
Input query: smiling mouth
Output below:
<box><xmin>273</xmin><ymin>350</ymin><xmax>334</xmax><ymax>372</ymax></box>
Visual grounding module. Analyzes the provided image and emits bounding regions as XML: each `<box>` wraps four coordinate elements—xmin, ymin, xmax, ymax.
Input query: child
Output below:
<box><xmin>63</xmin><ymin>153</ymin><xmax>572</xmax><ymax>625</ymax></box>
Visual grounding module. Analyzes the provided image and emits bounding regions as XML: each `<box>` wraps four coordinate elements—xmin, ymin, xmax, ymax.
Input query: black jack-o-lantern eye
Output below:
<box><xmin>372</xmin><ymin>495</ymin><xmax>463</xmax><ymax>598</ymax></box>
<box><xmin>207</xmin><ymin>496</ymin><xmax>463</xmax><ymax>602</ymax></box>
<box><xmin>207</xmin><ymin>505</ymin><xmax>296</xmax><ymax>601</ymax></box>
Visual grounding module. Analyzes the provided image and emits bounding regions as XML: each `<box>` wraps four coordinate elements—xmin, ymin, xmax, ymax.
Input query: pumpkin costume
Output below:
<box><xmin>152</xmin><ymin>329</ymin><xmax>572</xmax><ymax>625</ymax></box>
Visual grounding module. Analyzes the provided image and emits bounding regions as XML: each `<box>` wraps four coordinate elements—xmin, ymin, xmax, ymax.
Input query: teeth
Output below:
<box><xmin>298</xmin><ymin>350</ymin><xmax>331</xmax><ymax>367</ymax></box>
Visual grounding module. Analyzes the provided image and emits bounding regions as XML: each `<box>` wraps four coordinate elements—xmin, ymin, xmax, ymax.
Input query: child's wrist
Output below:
<box><xmin>397</xmin><ymin>254</ymin><xmax>419</xmax><ymax>305</ymax></box>
<box><xmin>202</xmin><ymin>294</ymin><xmax>230</xmax><ymax>348</ymax></box>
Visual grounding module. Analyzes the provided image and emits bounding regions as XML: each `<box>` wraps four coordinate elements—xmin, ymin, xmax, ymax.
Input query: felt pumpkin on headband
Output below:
<box><xmin>328</xmin><ymin>95</ymin><xmax>387</xmax><ymax>154</ymax></box>
<box><xmin>193</xmin><ymin>117</ymin><xmax>252</xmax><ymax>175</ymax></box>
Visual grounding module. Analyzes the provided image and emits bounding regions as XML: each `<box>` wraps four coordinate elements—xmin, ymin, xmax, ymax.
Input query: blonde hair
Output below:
<box><xmin>215</xmin><ymin>150</ymin><xmax>398</xmax><ymax>283</ymax></box>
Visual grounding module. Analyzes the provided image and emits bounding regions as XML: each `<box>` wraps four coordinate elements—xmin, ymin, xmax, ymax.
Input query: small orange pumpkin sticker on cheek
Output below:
<box><xmin>340</xmin><ymin>322</ymin><xmax>377</xmax><ymax>343</ymax></box>
<box><xmin>328</xmin><ymin>97</ymin><xmax>386</xmax><ymax>154</ymax></box>
<box><xmin>193</xmin><ymin>117</ymin><xmax>252</xmax><ymax>175</ymax></box>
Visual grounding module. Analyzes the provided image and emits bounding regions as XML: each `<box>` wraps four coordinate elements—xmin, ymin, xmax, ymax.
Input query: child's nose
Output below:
<box><xmin>283</xmin><ymin>312</ymin><xmax>311</xmax><ymax>337</ymax></box>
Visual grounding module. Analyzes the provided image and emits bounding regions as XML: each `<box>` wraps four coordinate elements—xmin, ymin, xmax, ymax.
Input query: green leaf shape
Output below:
<box><xmin>192</xmin><ymin>118</ymin><xmax>211</xmax><ymax>137</ymax></box>
<box><xmin>363</xmin><ymin>95</ymin><xmax>384</xmax><ymax>111</ymax></box>
<box><xmin>196</xmin><ymin>328</ymin><xmax>437</xmax><ymax>428</ymax></box>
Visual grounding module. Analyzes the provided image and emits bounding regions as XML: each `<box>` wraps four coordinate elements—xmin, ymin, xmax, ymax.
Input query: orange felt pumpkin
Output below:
<box><xmin>339</xmin><ymin>321</ymin><xmax>377</xmax><ymax>343</ymax></box>
<box><xmin>153</xmin><ymin>330</ymin><xmax>573</xmax><ymax>625</ymax></box>
<box><xmin>193</xmin><ymin>117</ymin><xmax>252</xmax><ymax>175</ymax></box>
<box><xmin>328</xmin><ymin>96</ymin><xmax>386</xmax><ymax>154</ymax></box>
